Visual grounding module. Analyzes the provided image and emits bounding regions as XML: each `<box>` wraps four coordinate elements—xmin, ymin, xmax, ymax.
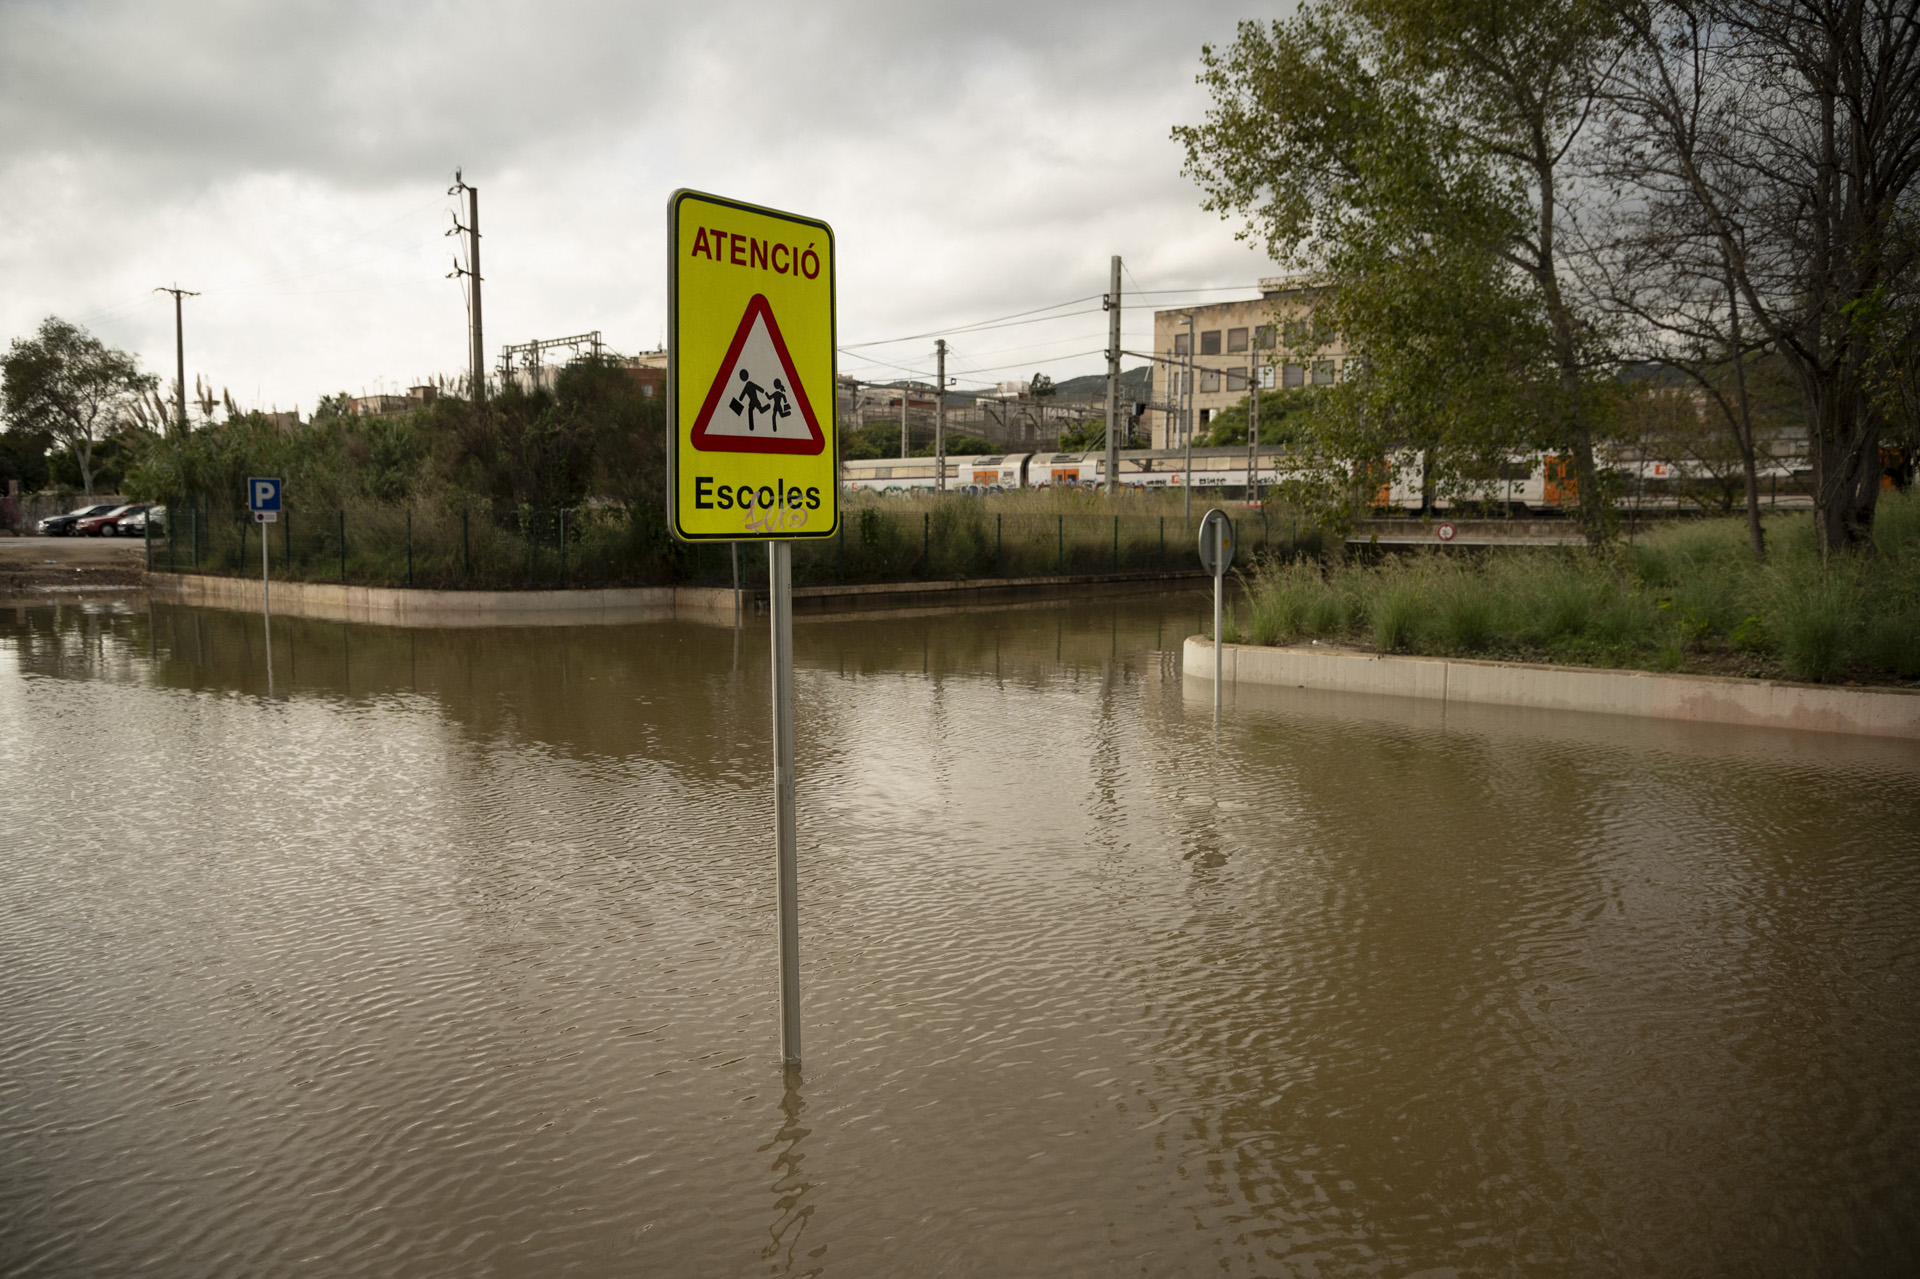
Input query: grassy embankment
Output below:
<box><xmin>162</xmin><ymin>485</ymin><xmax>1316</xmax><ymax>591</ymax></box>
<box><xmin>1230</xmin><ymin>488</ymin><xmax>1920</xmax><ymax>686</ymax></box>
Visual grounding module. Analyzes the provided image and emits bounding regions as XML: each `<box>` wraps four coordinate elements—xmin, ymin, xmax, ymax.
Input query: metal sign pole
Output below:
<box><xmin>1213</xmin><ymin>518</ymin><xmax>1223</xmax><ymax>716</ymax></box>
<box><xmin>768</xmin><ymin>540</ymin><xmax>801</xmax><ymax>1065</ymax></box>
<box><xmin>261</xmin><ymin>516</ymin><xmax>274</xmax><ymax>697</ymax></box>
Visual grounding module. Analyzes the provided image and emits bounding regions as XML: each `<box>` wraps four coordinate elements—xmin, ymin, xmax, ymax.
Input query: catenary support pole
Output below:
<box><xmin>1104</xmin><ymin>255</ymin><xmax>1121</xmax><ymax>496</ymax></box>
<box><xmin>1181</xmin><ymin>315</ymin><xmax>1195</xmax><ymax>526</ymax></box>
<box><xmin>448</xmin><ymin>171</ymin><xmax>485</xmax><ymax>402</ymax></box>
<box><xmin>1248</xmin><ymin>351</ymin><xmax>1260</xmax><ymax>503</ymax></box>
<box><xmin>934</xmin><ymin>339</ymin><xmax>947</xmax><ymax>493</ymax></box>
<box><xmin>900</xmin><ymin>386</ymin><xmax>908</xmax><ymax>459</ymax></box>
<box><xmin>768</xmin><ymin>540</ymin><xmax>801</xmax><ymax>1065</ymax></box>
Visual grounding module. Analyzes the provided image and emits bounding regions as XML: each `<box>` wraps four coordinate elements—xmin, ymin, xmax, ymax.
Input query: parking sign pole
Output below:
<box><xmin>768</xmin><ymin>539</ymin><xmax>801</xmax><ymax>1065</ymax></box>
<box><xmin>261</xmin><ymin>514</ymin><xmax>273</xmax><ymax>697</ymax></box>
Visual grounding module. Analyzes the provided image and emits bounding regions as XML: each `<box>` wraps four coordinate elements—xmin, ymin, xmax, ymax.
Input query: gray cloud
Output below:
<box><xmin>1</xmin><ymin>0</ymin><xmax>1285</xmax><ymax>408</ymax></box>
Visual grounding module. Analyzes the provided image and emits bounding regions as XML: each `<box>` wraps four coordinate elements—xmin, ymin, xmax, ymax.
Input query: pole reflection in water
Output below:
<box><xmin>759</xmin><ymin>1065</ymin><xmax>820</xmax><ymax>1275</ymax></box>
<box><xmin>1</xmin><ymin>595</ymin><xmax>1917</xmax><ymax>1277</ymax></box>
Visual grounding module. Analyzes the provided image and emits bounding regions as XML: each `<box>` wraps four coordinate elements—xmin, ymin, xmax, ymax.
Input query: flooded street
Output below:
<box><xmin>3</xmin><ymin>596</ymin><xmax>1918</xmax><ymax>1276</ymax></box>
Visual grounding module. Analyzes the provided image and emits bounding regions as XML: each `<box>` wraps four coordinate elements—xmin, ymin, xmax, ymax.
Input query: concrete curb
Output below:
<box><xmin>145</xmin><ymin>572</ymin><xmax>735</xmax><ymax>627</ymax></box>
<box><xmin>1183</xmin><ymin>638</ymin><xmax>1920</xmax><ymax>740</ymax></box>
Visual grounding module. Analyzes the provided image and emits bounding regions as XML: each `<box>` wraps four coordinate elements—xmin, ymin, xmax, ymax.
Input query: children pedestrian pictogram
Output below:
<box><xmin>690</xmin><ymin>294</ymin><xmax>825</xmax><ymax>455</ymax></box>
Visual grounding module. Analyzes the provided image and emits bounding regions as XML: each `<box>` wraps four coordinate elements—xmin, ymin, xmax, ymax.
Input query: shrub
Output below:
<box><xmin>1768</xmin><ymin>564</ymin><xmax>1858</xmax><ymax>682</ymax></box>
<box><xmin>1435</xmin><ymin>575</ymin><xmax>1496</xmax><ymax>652</ymax></box>
<box><xmin>1372</xmin><ymin>579</ymin><xmax>1422</xmax><ymax>652</ymax></box>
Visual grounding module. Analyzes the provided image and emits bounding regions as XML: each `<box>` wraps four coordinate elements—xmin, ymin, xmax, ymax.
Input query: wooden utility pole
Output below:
<box><xmin>153</xmin><ymin>285</ymin><xmax>199</xmax><ymax>431</ymax></box>
<box><xmin>1104</xmin><ymin>255</ymin><xmax>1121</xmax><ymax>496</ymax></box>
<box><xmin>934</xmin><ymin>339</ymin><xmax>947</xmax><ymax>493</ymax></box>
<box><xmin>447</xmin><ymin>170</ymin><xmax>485</xmax><ymax>402</ymax></box>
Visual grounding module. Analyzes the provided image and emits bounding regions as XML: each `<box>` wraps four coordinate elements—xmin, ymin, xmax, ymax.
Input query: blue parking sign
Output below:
<box><xmin>248</xmin><ymin>477</ymin><xmax>282</xmax><ymax>512</ymax></box>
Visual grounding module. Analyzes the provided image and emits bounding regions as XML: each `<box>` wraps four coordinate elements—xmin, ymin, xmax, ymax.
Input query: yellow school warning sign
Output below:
<box><xmin>668</xmin><ymin>190</ymin><xmax>837</xmax><ymax>541</ymax></box>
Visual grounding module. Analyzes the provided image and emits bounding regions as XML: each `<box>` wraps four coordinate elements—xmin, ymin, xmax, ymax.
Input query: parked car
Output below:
<box><xmin>114</xmin><ymin>505</ymin><xmax>166</xmax><ymax>536</ymax></box>
<box><xmin>36</xmin><ymin>503</ymin><xmax>120</xmax><ymax>536</ymax></box>
<box><xmin>74</xmin><ymin>505</ymin><xmax>143</xmax><ymax>536</ymax></box>
<box><xmin>100</xmin><ymin>505</ymin><xmax>154</xmax><ymax>536</ymax></box>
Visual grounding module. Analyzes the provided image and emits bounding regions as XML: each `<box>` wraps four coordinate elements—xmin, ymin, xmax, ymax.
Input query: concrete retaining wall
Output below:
<box><xmin>1185</xmin><ymin>638</ymin><xmax>1920</xmax><ymax>740</ymax></box>
<box><xmin>147</xmin><ymin>568</ymin><xmax>1211</xmax><ymax>627</ymax></box>
<box><xmin>146</xmin><ymin>572</ymin><xmax>739</xmax><ymax>627</ymax></box>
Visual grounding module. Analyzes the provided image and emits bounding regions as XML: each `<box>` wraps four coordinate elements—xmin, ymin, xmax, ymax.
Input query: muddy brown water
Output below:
<box><xmin>3</xmin><ymin>597</ymin><xmax>1918</xmax><ymax>1277</ymax></box>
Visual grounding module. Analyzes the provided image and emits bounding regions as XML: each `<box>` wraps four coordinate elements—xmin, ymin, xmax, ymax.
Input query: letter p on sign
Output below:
<box><xmin>248</xmin><ymin>477</ymin><xmax>282</xmax><ymax>512</ymax></box>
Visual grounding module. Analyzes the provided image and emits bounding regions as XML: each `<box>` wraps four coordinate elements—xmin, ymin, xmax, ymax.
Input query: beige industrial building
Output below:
<box><xmin>1147</xmin><ymin>276</ymin><xmax>1350</xmax><ymax>448</ymax></box>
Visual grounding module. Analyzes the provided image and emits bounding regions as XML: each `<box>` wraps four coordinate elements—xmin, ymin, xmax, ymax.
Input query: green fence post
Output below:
<box><xmin>1057</xmin><ymin>515</ymin><xmax>1064</xmax><ymax>574</ymax></box>
<box><xmin>837</xmin><ymin>516</ymin><xmax>845</xmax><ymax>581</ymax></box>
<box><xmin>996</xmin><ymin>513</ymin><xmax>1002</xmax><ymax>575</ymax></box>
<box><xmin>1158</xmin><ymin>516</ymin><xmax>1164</xmax><ymax>571</ymax></box>
<box><xmin>1112</xmin><ymin>515</ymin><xmax>1119</xmax><ymax>573</ymax></box>
<box><xmin>462</xmin><ymin>508</ymin><xmax>470</xmax><ymax>580</ymax></box>
<box><xmin>191</xmin><ymin>503</ymin><xmax>199</xmax><ymax>570</ymax></box>
<box><xmin>144</xmin><ymin>511</ymin><xmax>152</xmax><ymax>571</ymax></box>
<box><xmin>560</xmin><ymin>508</ymin><xmax>569</xmax><ymax>585</ymax></box>
<box><xmin>922</xmin><ymin>511</ymin><xmax>930</xmax><ymax>577</ymax></box>
<box><xmin>339</xmin><ymin>510</ymin><xmax>347</xmax><ymax>581</ymax></box>
<box><xmin>283</xmin><ymin>509</ymin><xmax>291</xmax><ymax>573</ymax></box>
<box><xmin>406</xmin><ymin>508</ymin><xmax>414</xmax><ymax>588</ymax></box>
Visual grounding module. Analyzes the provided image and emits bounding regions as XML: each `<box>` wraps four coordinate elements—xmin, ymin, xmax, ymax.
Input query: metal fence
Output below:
<box><xmin>145</xmin><ymin>497</ymin><xmax>1311</xmax><ymax>591</ymax></box>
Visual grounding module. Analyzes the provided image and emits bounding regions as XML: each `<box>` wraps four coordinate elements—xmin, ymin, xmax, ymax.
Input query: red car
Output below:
<box><xmin>74</xmin><ymin>504</ymin><xmax>144</xmax><ymax>536</ymax></box>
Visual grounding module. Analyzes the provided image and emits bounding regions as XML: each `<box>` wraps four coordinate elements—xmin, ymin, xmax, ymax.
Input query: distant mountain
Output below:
<box><xmin>1048</xmin><ymin>366</ymin><xmax>1153</xmax><ymax>399</ymax></box>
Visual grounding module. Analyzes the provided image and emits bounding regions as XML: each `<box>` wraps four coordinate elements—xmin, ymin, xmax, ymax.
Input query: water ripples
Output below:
<box><xmin>2</xmin><ymin>599</ymin><xmax>1917</xmax><ymax>1275</ymax></box>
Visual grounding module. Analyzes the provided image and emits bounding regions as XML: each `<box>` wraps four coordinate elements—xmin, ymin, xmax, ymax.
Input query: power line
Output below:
<box><xmin>840</xmin><ymin>294</ymin><xmax>1103</xmax><ymax>349</ymax></box>
<box><xmin>838</xmin><ymin>350</ymin><xmax>936</xmax><ymax>379</ymax></box>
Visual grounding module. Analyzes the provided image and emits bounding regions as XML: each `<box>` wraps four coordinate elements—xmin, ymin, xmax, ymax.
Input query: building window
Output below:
<box><xmin>1199</xmin><ymin>409</ymin><xmax>1212</xmax><ymax>425</ymax></box>
<box><xmin>1226</xmin><ymin>369</ymin><xmax>1249</xmax><ymax>391</ymax></box>
<box><xmin>1173</xmin><ymin>334</ymin><xmax>1190</xmax><ymax>355</ymax></box>
<box><xmin>1200</xmin><ymin>370</ymin><xmax>1220</xmax><ymax>393</ymax></box>
<box><xmin>1227</xmin><ymin>327</ymin><xmax>1249</xmax><ymax>353</ymax></box>
<box><xmin>1283</xmin><ymin>319</ymin><xmax>1309</xmax><ymax>346</ymax></box>
<box><xmin>1255</xmin><ymin>325</ymin><xmax>1276</xmax><ymax>349</ymax></box>
<box><xmin>1283</xmin><ymin>363</ymin><xmax>1305</xmax><ymax>388</ymax></box>
<box><xmin>1313</xmin><ymin>360</ymin><xmax>1337</xmax><ymax>385</ymax></box>
<box><xmin>1260</xmin><ymin>366</ymin><xmax>1276</xmax><ymax>389</ymax></box>
<box><xmin>1201</xmin><ymin>330</ymin><xmax>1222</xmax><ymax>355</ymax></box>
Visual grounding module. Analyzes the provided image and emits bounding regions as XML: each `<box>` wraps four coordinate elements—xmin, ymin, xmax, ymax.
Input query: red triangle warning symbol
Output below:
<box><xmin>689</xmin><ymin>294</ymin><xmax>826</xmax><ymax>455</ymax></box>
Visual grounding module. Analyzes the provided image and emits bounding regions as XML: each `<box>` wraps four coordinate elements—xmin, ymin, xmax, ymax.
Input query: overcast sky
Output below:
<box><xmin>0</xmin><ymin>0</ymin><xmax>1285</xmax><ymax>412</ymax></box>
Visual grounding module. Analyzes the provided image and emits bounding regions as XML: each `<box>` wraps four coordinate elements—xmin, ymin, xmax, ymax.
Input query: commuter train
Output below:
<box><xmin>844</xmin><ymin>447</ymin><xmax>1291</xmax><ymax>496</ymax></box>
<box><xmin>841</xmin><ymin>447</ymin><xmax>1811</xmax><ymax>513</ymax></box>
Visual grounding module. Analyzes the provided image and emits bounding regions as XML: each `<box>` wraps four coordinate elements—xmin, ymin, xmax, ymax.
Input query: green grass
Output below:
<box><xmin>1236</xmin><ymin>488</ymin><xmax>1920</xmax><ymax>686</ymax></box>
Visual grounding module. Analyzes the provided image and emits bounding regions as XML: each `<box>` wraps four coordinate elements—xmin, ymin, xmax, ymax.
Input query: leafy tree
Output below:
<box><xmin>1055</xmin><ymin>419</ymin><xmax>1107</xmax><ymax>451</ymax></box>
<box><xmin>912</xmin><ymin>432</ymin><xmax>995</xmax><ymax>457</ymax></box>
<box><xmin>0</xmin><ymin>423</ymin><xmax>52</xmax><ymax>493</ymax></box>
<box><xmin>1176</xmin><ymin>0</ymin><xmax>1625</xmax><ymax>539</ymax></box>
<box><xmin>1602</xmin><ymin>0</ymin><xmax>1920</xmax><ymax>555</ymax></box>
<box><xmin>2</xmin><ymin>318</ymin><xmax>155</xmax><ymax>495</ymax></box>
<box><xmin>841</xmin><ymin>419</ymin><xmax>907</xmax><ymax>461</ymax></box>
<box><xmin>1200</xmin><ymin>388</ymin><xmax>1316</xmax><ymax>447</ymax></box>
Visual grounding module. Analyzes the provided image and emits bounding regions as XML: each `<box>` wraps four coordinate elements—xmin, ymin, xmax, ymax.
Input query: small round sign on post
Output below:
<box><xmin>1198</xmin><ymin>508</ymin><xmax>1234</xmax><ymax>716</ymax></box>
<box><xmin>1198</xmin><ymin>508</ymin><xmax>1235</xmax><ymax>576</ymax></box>
<box><xmin>1436</xmin><ymin>521</ymin><xmax>1457</xmax><ymax>543</ymax></box>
